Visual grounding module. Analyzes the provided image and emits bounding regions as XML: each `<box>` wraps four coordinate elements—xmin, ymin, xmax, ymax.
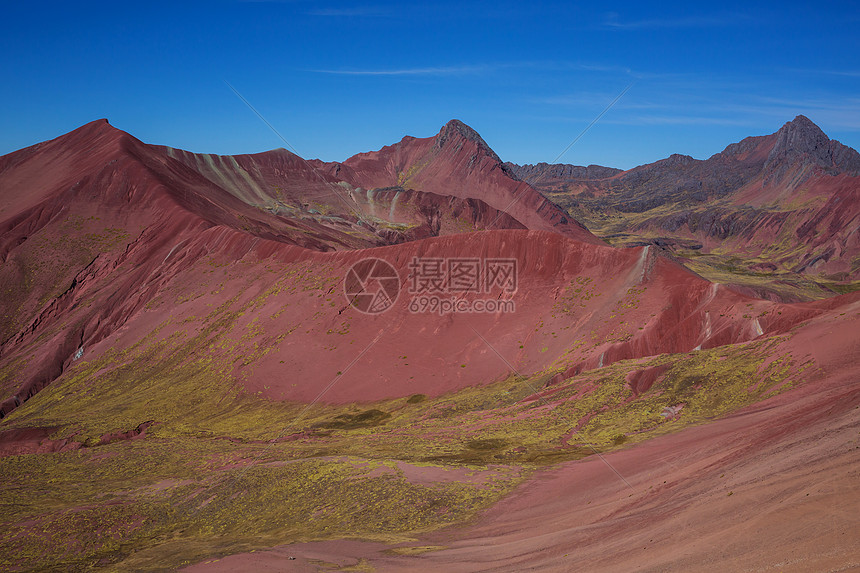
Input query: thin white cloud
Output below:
<box><xmin>744</xmin><ymin>95</ymin><xmax>860</xmax><ymax>110</ymax></box>
<box><xmin>609</xmin><ymin>97</ymin><xmax>860</xmax><ymax>131</ymax></box>
<box><xmin>603</xmin><ymin>12</ymin><xmax>745</xmax><ymax>30</ymax></box>
<box><xmin>821</xmin><ymin>70</ymin><xmax>860</xmax><ymax>78</ymax></box>
<box><xmin>307</xmin><ymin>6</ymin><xmax>388</xmax><ymax>16</ymax></box>
<box><xmin>310</xmin><ymin>60</ymin><xmax>638</xmax><ymax>78</ymax></box>
<box><xmin>562</xmin><ymin>62</ymin><xmax>636</xmax><ymax>76</ymax></box>
<box><xmin>308</xmin><ymin>64</ymin><xmax>495</xmax><ymax>76</ymax></box>
<box><xmin>534</xmin><ymin>71</ymin><xmax>860</xmax><ymax>133</ymax></box>
<box><xmin>713</xmin><ymin>102</ymin><xmax>860</xmax><ymax>131</ymax></box>
<box><xmin>608</xmin><ymin>115</ymin><xmax>753</xmax><ymax>127</ymax></box>
<box><xmin>787</xmin><ymin>68</ymin><xmax>860</xmax><ymax>78</ymax></box>
<box><xmin>536</xmin><ymin>93</ymin><xmax>662</xmax><ymax>110</ymax></box>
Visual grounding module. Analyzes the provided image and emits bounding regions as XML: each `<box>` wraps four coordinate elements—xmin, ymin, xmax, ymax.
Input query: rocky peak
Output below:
<box><xmin>765</xmin><ymin>115</ymin><xmax>860</xmax><ymax>179</ymax></box>
<box><xmin>769</xmin><ymin>115</ymin><xmax>830</xmax><ymax>159</ymax></box>
<box><xmin>660</xmin><ymin>153</ymin><xmax>696</xmax><ymax>167</ymax></box>
<box><xmin>433</xmin><ymin>119</ymin><xmax>502</xmax><ymax>164</ymax></box>
<box><xmin>503</xmin><ymin>162</ymin><xmax>622</xmax><ymax>182</ymax></box>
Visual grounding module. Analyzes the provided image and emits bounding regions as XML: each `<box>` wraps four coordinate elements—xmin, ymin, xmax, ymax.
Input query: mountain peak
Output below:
<box><xmin>434</xmin><ymin>119</ymin><xmax>502</xmax><ymax>163</ymax></box>
<box><xmin>766</xmin><ymin>115</ymin><xmax>860</xmax><ymax>179</ymax></box>
<box><xmin>772</xmin><ymin>115</ymin><xmax>829</xmax><ymax>153</ymax></box>
<box><xmin>58</xmin><ymin>118</ymin><xmax>124</xmax><ymax>145</ymax></box>
<box><xmin>439</xmin><ymin>119</ymin><xmax>481</xmax><ymax>140</ymax></box>
<box><xmin>660</xmin><ymin>153</ymin><xmax>696</xmax><ymax>167</ymax></box>
<box><xmin>788</xmin><ymin>114</ymin><xmax>816</xmax><ymax>127</ymax></box>
<box><xmin>75</xmin><ymin>118</ymin><xmax>117</xmax><ymax>134</ymax></box>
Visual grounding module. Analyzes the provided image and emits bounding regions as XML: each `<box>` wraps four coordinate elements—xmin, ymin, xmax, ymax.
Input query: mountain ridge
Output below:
<box><xmin>505</xmin><ymin>115</ymin><xmax>860</xmax><ymax>297</ymax></box>
<box><xmin>506</xmin><ymin>115</ymin><xmax>860</xmax><ymax>185</ymax></box>
<box><xmin>316</xmin><ymin>119</ymin><xmax>602</xmax><ymax>244</ymax></box>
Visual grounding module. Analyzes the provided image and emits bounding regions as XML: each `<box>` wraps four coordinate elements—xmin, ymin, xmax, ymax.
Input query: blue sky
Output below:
<box><xmin>2</xmin><ymin>1</ymin><xmax>859</xmax><ymax>169</ymax></box>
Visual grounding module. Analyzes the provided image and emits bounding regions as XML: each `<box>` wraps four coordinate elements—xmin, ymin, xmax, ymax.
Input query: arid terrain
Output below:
<box><xmin>0</xmin><ymin>118</ymin><xmax>858</xmax><ymax>572</ymax></box>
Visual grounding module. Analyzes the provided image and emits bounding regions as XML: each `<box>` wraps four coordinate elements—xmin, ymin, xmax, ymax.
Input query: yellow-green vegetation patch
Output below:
<box><xmin>384</xmin><ymin>545</ymin><xmax>447</xmax><ymax>556</ymax></box>
<box><xmin>0</xmin><ymin>441</ymin><xmax>514</xmax><ymax>571</ymax></box>
<box><xmin>568</xmin><ymin>337</ymin><xmax>810</xmax><ymax>446</ymax></box>
<box><xmin>0</xmin><ymin>276</ymin><xmax>811</xmax><ymax>570</ymax></box>
<box><xmin>556</xmin><ymin>200</ymin><xmax>853</xmax><ymax>301</ymax></box>
<box><xmin>4</xmin><ymin>321</ymin><xmax>808</xmax><ymax>466</ymax></box>
<box><xmin>0</xmin><ymin>356</ymin><xmax>29</xmax><ymax>404</ymax></box>
<box><xmin>680</xmin><ymin>253</ymin><xmax>834</xmax><ymax>301</ymax></box>
<box><xmin>818</xmin><ymin>280</ymin><xmax>860</xmax><ymax>295</ymax></box>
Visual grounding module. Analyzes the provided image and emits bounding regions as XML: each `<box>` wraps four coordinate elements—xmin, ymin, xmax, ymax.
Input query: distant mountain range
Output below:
<box><xmin>506</xmin><ymin>115</ymin><xmax>860</xmax><ymax>298</ymax></box>
<box><xmin>507</xmin><ymin>115</ymin><xmax>860</xmax><ymax>209</ymax></box>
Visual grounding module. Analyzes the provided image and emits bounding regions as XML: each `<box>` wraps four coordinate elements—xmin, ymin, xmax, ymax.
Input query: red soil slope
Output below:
<box><xmin>187</xmin><ymin>303</ymin><xmax>860</xmax><ymax>571</ymax></box>
<box><xmin>2</xmin><ymin>209</ymin><xmax>851</xmax><ymax>418</ymax></box>
<box><xmin>0</xmin><ymin>120</ymin><xmax>358</xmax><ymax>414</ymax></box>
<box><xmin>163</xmin><ymin>144</ymin><xmax>530</xmax><ymax>245</ymax></box>
<box><xmin>316</xmin><ymin>119</ymin><xmax>601</xmax><ymax>245</ymax></box>
<box><xmin>0</xmin><ymin>120</ymin><xmax>564</xmax><ymax>418</ymax></box>
<box><xmin>0</xmin><ymin>119</ymin><xmax>853</xmax><ymax>418</ymax></box>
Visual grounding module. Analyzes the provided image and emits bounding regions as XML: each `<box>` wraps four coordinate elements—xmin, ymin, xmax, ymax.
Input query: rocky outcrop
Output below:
<box><xmin>764</xmin><ymin>115</ymin><xmax>860</xmax><ymax>182</ymax></box>
<box><xmin>503</xmin><ymin>162</ymin><xmax>622</xmax><ymax>182</ymax></box>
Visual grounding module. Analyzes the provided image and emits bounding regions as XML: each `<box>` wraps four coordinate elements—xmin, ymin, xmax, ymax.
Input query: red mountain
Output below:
<box><xmin>315</xmin><ymin>119</ymin><xmax>601</xmax><ymax>245</ymax></box>
<box><xmin>1</xmin><ymin>118</ymin><xmax>835</xmax><ymax>417</ymax></box>
<box><xmin>0</xmin><ymin>118</ymin><xmax>857</xmax><ymax>571</ymax></box>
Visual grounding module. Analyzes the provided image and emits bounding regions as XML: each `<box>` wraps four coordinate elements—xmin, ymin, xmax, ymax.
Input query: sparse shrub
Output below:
<box><xmin>466</xmin><ymin>438</ymin><xmax>506</xmax><ymax>451</ymax></box>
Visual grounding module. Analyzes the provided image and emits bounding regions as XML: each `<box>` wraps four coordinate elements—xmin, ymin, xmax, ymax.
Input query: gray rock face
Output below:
<box><xmin>660</xmin><ymin>153</ymin><xmax>697</xmax><ymax>167</ymax></box>
<box><xmin>764</xmin><ymin>115</ymin><xmax>860</xmax><ymax>180</ymax></box>
<box><xmin>434</xmin><ymin>119</ymin><xmax>503</xmax><ymax>164</ymax></box>
<box><xmin>504</xmin><ymin>162</ymin><xmax>622</xmax><ymax>182</ymax></box>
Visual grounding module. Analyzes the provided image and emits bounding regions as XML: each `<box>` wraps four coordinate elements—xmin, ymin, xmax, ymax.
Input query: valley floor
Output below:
<box><xmin>185</xmin><ymin>359</ymin><xmax>860</xmax><ymax>572</ymax></box>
